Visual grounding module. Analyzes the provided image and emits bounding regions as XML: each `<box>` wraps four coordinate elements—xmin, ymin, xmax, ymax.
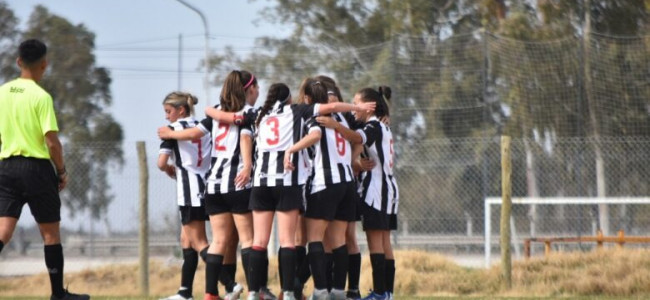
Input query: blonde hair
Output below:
<box><xmin>162</xmin><ymin>92</ymin><xmax>198</xmax><ymax>116</ymax></box>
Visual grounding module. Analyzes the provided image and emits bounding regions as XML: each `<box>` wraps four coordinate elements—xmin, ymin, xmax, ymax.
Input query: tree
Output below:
<box><xmin>1</xmin><ymin>5</ymin><xmax>124</xmax><ymax>220</ymax></box>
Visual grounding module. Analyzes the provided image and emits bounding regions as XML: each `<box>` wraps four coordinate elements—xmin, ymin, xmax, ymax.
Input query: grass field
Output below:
<box><xmin>2</xmin><ymin>249</ymin><xmax>650</xmax><ymax>299</ymax></box>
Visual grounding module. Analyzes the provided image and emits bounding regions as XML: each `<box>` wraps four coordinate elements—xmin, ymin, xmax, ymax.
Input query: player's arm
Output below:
<box><xmin>158</xmin><ymin>126</ymin><xmax>204</xmax><ymax>141</ymax></box>
<box><xmin>315</xmin><ymin>116</ymin><xmax>363</xmax><ymax>144</ymax></box>
<box><xmin>205</xmin><ymin>107</ymin><xmax>255</xmax><ymax>126</ymax></box>
<box><xmin>316</xmin><ymin>101</ymin><xmax>375</xmax><ymax>116</ymax></box>
<box><xmin>45</xmin><ymin>131</ymin><xmax>67</xmax><ymax>190</ymax></box>
<box><xmin>157</xmin><ymin>153</ymin><xmax>176</xmax><ymax>179</ymax></box>
<box><xmin>284</xmin><ymin>128</ymin><xmax>321</xmax><ymax>171</ymax></box>
<box><xmin>235</xmin><ymin>132</ymin><xmax>253</xmax><ymax>188</ymax></box>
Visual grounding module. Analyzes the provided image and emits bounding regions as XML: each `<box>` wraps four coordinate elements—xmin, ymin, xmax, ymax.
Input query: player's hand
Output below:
<box><xmin>359</xmin><ymin>157</ymin><xmax>376</xmax><ymax>171</ymax></box>
<box><xmin>355</xmin><ymin>102</ymin><xmax>376</xmax><ymax>113</ymax></box>
<box><xmin>58</xmin><ymin>173</ymin><xmax>68</xmax><ymax>191</ymax></box>
<box><xmin>284</xmin><ymin>150</ymin><xmax>295</xmax><ymax>171</ymax></box>
<box><xmin>235</xmin><ymin>165</ymin><xmax>252</xmax><ymax>188</ymax></box>
<box><xmin>316</xmin><ymin>116</ymin><xmax>338</xmax><ymax>129</ymax></box>
<box><xmin>157</xmin><ymin>126</ymin><xmax>172</xmax><ymax>139</ymax></box>
<box><xmin>380</xmin><ymin>116</ymin><xmax>391</xmax><ymax>126</ymax></box>
<box><xmin>164</xmin><ymin>165</ymin><xmax>176</xmax><ymax>179</ymax></box>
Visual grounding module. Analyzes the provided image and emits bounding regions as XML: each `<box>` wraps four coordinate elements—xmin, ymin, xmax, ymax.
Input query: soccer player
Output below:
<box><xmin>158</xmin><ymin>91</ymin><xmax>211</xmax><ymax>300</ymax></box>
<box><xmin>246</xmin><ymin>81</ymin><xmax>375</xmax><ymax>300</ymax></box>
<box><xmin>159</xmin><ymin>70</ymin><xmax>259</xmax><ymax>300</ymax></box>
<box><xmin>291</xmin><ymin>78</ymin><xmax>360</xmax><ymax>300</ymax></box>
<box><xmin>316</xmin><ymin>86</ymin><xmax>398</xmax><ymax>300</ymax></box>
<box><xmin>0</xmin><ymin>39</ymin><xmax>90</xmax><ymax>300</ymax></box>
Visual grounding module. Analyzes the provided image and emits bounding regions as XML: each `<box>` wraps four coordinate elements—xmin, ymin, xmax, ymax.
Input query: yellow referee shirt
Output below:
<box><xmin>0</xmin><ymin>78</ymin><xmax>59</xmax><ymax>159</ymax></box>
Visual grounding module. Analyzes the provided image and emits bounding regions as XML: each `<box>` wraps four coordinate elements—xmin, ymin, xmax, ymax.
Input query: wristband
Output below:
<box><xmin>57</xmin><ymin>166</ymin><xmax>67</xmax><ymax>176</ymax></box>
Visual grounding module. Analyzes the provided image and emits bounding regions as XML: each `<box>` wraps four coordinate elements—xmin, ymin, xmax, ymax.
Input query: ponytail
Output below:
<box><xmin>255</xmin><ymin>83</ymin><xmax>290</xmax><ymax>128</ymax></box>
<box><xmin>221</xmin><ymin>70</ymin><xmax>256</xmax><ymax>112</ymax></box>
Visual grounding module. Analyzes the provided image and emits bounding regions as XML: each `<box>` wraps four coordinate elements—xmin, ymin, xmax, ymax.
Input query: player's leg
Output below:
<box><xmin>345</xmin><ymin>222</ymin><xmax>361</xmax><ymax>300</ymax></box>
<box><xmin>0</xmin><ymin>217</ymin><xmax>18</xmax><ymax>253</ymax></box>
<box><xmin>277</xmin><ymin>208</ymin><xmax>300</xmax><ymax>299</ymax></box>
<box><xmin>365</xmin><ymin>230</ymin><xmax>386</xmax><ymax>298</ymax></box>
<box><xmin>233</xmin><ymin>211</ymin><xmax>253</xmax><ymax>288</ymax></box>
<box><xmin>381</xmin><ymin>231</ymin><xmax>394</xmax><ymax>300</ymax></box>
<box><xmin>325</xmin><ymin>220</ymin><xmax>349</xmax><ymax>300</ymax></box>
<box><xmin>206</xmin><ymin>212</ymin><xmax>235</xmax><ymax>299</ymax></box>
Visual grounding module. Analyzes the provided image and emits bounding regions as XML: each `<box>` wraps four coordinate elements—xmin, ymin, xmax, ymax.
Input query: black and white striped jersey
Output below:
<box><xmin>159</xmin><ymin>117</ymin><xmax>211</xmax><ymax>207</ymax></box>
<box><xmin>356</xmin><ymin>116</ymin><xmax>399</xmax><ymax>214</ymax></box>
<box><xmin>253</xmin><ymin>101</ymin><xmax>320</xmax><ymax>187</ymax></box>
<box><xmin>306</xmin><ymin>113</ymin><xmax>355</xmax><ymax>194</ymax></box>
<box><xmin>199</xmin><ymin>104</ymin><xmax>256</xmax><ymax>194</ymax></box>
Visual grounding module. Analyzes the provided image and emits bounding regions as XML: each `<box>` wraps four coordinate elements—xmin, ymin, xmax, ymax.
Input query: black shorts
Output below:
<box><xmin>205</xmin><ymin>189</ymin><xmax>251</xmax><ymax>215</ymax></box>
<box><xmin>360</xmin><ymin>201</ymin><xmax>398</xmax><ymax>231</ymax></box>
<box><xmin>305</xmin><ymin>182</ymin><xmax>357</xmax><ymax>222</ymax></box>
<box><xmin>249</xmin><ymin>186</ymin><xmax>303</xmax><ymax>212</ymax></box>
<box><xmin>179</xmin><ymin>206</ymin><xmax>208</xmax><ymax>225</ymax></box>
<box><xmin>0</xmin><ymin>156</ymin><xmax>61</xmax><ymax>223</ymax></box>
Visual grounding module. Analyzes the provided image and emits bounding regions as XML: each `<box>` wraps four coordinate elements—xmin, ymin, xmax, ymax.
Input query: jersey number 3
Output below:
<box><xmin>266</xmin><ymin>117</ymin><xmax>280</xmax><ymax>145</ymax></box>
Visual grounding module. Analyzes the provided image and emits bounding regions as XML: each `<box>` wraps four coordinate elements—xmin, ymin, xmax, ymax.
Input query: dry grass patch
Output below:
<box><xmin>2</xmin><ymin>249</ymin><xmax>650</xmax><ymax>298</ymax></box>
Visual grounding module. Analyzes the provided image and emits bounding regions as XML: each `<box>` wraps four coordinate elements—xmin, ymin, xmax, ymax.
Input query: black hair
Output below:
<box><xmin>256</xmin><ymin>83</ymin><xmax>291</xmax><ymax>128</ymax></box>
<box><xmin>302</xmin><ymin>78</ymin><xmax>329</xmax><ymax>104</ymax></box>
<box><xmin>357</xmin><ymin>86</ymin><xmax>391</xmax><ymax>118</ymax></box>
<box><xmin>315</xmin><ymin>75</ymin><xmax>342</xmax><ymax>102</ymax></box>
<box><xmin>19</xmin><ymin>39</ymin><xmax>47</xmax><ymax>66</ymax></box>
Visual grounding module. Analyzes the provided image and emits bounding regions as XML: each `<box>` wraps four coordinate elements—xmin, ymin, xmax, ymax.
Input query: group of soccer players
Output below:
<box><xmin>157</xmin><ymin>70</ymin><xmax>399</xmax><ymax>300</ymax></box>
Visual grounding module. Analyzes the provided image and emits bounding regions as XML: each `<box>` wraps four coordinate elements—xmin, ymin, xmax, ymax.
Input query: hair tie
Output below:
<box><xmin>243</xmin><ymin>74</ymin><xmax>255</xmax><ymax>89</ymax></box>
<box><xmin>279</xmin><ymin>93</ymin><xmax>291</xmax><ymax>104</ymax></box>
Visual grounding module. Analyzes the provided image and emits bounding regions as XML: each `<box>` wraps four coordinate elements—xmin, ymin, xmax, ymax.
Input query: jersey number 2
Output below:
<box><xmin>214</xmin><ymin>123</ymin><xmax>231</xmax><ymax>151</ymax></box>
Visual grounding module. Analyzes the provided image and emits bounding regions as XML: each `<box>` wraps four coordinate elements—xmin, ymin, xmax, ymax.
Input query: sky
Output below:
<box><xmin>6</xmin><ymin>0</ymin><xmax>291</xmax><ymax>233</ymax></box>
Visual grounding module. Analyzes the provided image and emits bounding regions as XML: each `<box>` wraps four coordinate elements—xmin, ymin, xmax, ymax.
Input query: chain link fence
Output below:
<box><xmin>2</xmin><ymin>32</ymin><xmax>649</xmax><ymax>269</ymax></box>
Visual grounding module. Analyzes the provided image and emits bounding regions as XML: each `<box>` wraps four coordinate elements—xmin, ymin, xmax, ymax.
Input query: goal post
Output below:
<box><xmin>484</xmin><ymin>197</ymin><xmax>650</xmax><ymax>268</ymax></box>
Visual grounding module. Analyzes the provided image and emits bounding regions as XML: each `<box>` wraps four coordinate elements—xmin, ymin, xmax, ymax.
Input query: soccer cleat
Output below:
<box><xmin>281</xmin><ymin>291</ymin><xmax>296</xmax><ymax>300</ymax></box>
<box><xmin>50</xmin><ymin>289</ymin><xmax>90</xmax><ymax>300</ymax></box>
<box><xmin>224</xmin><ymin>283</ymin><xmax>244</xmax><ymax>300</ymax></box>
<box><xmin>247</xmin><ymin>291</ymin><xmax>260</xmax><ymax>300</ymax></box>
<box><xmin>204</xmin><ymin>293</ymin><xmax>224</xmax><ymax>300</ymax></box>
<box><xmin>359</xmin><ymin>291</ymin><xmax>386</xmax><ymax>300</ymax></box>
<box><xmin>160</xmin><ymin>294</ymin><xmax>193</xmax><ymax>300</ymax></box>
<box><xmin>385</xmin><ymin>293</ymin><xmax>393</xmax><ymax>300</ymax></box>
<box><xmin>345</xmin><ymin>290</ymin><xmax>361</xmax><ymax>300</ymax></box>
<box><xmin>307</xmin><ymin>288</ymin><xmax>329</xmax><ymax>300</ymax></box>
<box><xmin>259</xmin><ymin>287</ymin><xmax>277</xmax><ymax>300</ymax></box>
<box><xmin>329</xmin><ymin>289</ymin><xmax>345</xmax><ymax>300</ymax></box>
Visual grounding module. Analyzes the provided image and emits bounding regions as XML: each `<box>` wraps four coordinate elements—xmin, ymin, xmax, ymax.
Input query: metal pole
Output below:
<box><xmin>174</xmin><ymin>0</ymin><xmax>210</xmax><ymax>106</ymax></box>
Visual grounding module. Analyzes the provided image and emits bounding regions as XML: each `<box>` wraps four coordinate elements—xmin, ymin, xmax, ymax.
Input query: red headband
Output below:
<box><xmin>243</xmin><ymin>74</ymin><xmax>255</xmax><ymax>89</ymax></box>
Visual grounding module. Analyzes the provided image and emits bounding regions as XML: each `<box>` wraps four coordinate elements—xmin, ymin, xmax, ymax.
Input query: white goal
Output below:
<box><xmin>484</xmin><ymin>197</ymin><xmax>650</xmax><ymax>268</ymax></box>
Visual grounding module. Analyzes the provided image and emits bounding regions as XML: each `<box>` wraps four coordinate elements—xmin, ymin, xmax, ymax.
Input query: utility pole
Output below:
<box><xmin>174</xmin><ymin>0</ymin><xmax>211</xmax><ymax>106</ymax></box>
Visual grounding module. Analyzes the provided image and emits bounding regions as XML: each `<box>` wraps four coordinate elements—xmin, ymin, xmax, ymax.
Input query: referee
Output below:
<box><xmin>0</xmin><ymin>39</ymin><xmax>89</xmax><ymax>300</ymax></box>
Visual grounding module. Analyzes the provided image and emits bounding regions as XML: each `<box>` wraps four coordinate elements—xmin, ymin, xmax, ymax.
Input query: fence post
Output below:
<box><xmin>137</xmin><ymin>141</ymin><xmax>149</xmax><ymax>296</ymax></box>
<box><xmin>500</xmin><ymin>136</ymin><xmax>512</xmax><ymax>289</ymax></box>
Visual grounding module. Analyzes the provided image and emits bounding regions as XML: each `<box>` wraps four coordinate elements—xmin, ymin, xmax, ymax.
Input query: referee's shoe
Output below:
<box><xmin>50</xmin><ymin>289</ymin><xmax>90</xmax><ymax>300</ymax></box>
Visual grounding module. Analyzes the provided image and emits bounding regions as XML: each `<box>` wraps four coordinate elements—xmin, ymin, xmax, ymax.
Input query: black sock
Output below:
<box><xmin>385</xmin><ymin>259</ymin><xmax>395</xmax><ymax>293</ymax></box>
<box><xmin>200</xmin><ymin>246</ymin><xmax>208</xmax><ymax>261</ymax></box>
<box><xmin>297</xmin><ymin>247</ymin><xmax>311</xmax><ymax>284</ymax></box>
<box><xmin>332</xmin><ymin>245</ymin><xmax>348</xmax><ymax>290</ymax></box>
<box><xmin>308</xmin><ymin>242</ymin><xmax>327</xmax><ymax>290</ymax></box>
<box><xmin>262</xmin><ymin>253</ymin><xmax>269</xmax><ymax>289</ymax></box>
<box><xmin>0</xmin><ymin>240</ymin><xmax>4</xmax><ymax>254</ymax></box>
<box><xmin>347</xmin><ymin>253</ymin><xmax>361</xmax><ymax>291</ymax></box>
<box><xmin>369</xmin><ymin>253</ymin><xmax>386</xmax><ymax>294</ymax></box>
<box><xmin>205</xmin><ymin>254</ymin><xmax>224</xmax><ymax>295</ymax></box>
<box><xmin>220</xmin><ymin>263</ymin><xmax>237</xmax><ymax>292</ymax></box>
<box><xmin>44</xmin><ymin>244</ymin><xmax>65</xmax><ymax>298</ymax></box>
<box><xmin>325</xmin><ymin>252</ymin><xmax>334</xmax><ymax>291</ymax></box>
<box><xmin>279</xmin><ymin>247</ymin><xmax>296</xmax><ymax>291</ymax></box>
<box><xmin>278</xmin><ymin>248</ymin><xmax>284</xmax><ymax>288</ymax></box>
<box><xmin>179</xmin><ymin>248</ymin><xmax>198</xmax><ymax>297</ymax></box>
<box><xmin>241</xmin><ymin>247</ymin><xmax>252</xmax><ymax>288</ymax></box>
<box><xmin>248</xmin><ymin>247</ymin><xmax>267</xmax><ymax>292</ymax></box>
